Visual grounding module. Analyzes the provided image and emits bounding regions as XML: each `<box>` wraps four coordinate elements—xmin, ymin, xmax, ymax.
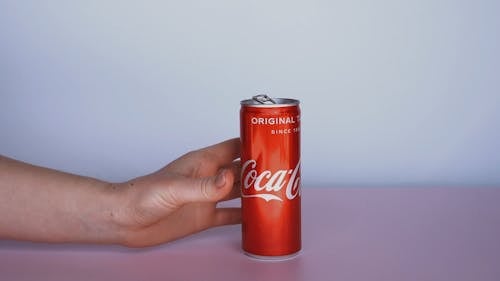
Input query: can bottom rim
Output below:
<box><xmin>244</xmin><ymin>250</ymin><xmax>301</xmax><ymax>262</ymax></box>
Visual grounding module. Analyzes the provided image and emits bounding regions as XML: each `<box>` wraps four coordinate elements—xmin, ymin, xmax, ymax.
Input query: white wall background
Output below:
<box><xmin>1</xmin><ymin>1</ymin><xmax>499</xmax><ymax>187</ymax></box>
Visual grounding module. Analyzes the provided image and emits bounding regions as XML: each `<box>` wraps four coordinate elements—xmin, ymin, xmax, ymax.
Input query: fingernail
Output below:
<box><xmin>215</xmin><ymin>170</ymin><xmax>226</xmax><ymax>188</ymax></box>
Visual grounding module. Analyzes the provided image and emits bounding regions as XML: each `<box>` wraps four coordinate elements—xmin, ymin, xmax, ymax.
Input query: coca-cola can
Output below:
<box><xmin>240</xmin><ymin>94</ymin><xmax>301</xmax><ymax>260</ymax></box>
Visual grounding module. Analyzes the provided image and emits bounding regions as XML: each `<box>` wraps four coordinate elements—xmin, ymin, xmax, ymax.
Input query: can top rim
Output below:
<box><xmin>241</xmin><ymin>98</ymin><xmax>299</xmax><ymax>107</ymax></box>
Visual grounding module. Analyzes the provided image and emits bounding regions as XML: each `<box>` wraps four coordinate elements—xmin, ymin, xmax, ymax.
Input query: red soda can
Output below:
<box><xmin>240</xmin><ymin>94</ymin><xmax>301</xmax><ymax>260</ymax></box>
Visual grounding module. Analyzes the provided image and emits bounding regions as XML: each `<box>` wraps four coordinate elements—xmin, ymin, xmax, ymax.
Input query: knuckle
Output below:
<box><xmin>199</xmin><ymin>178</ymin><xmax>213</xmax><ymax>200</ymax></box>
<box><xmin>197</xmin><ymin>150</ymin><xmax>217</xmax><ymax>163</ymax></box>
<box><xmin>185</xmin><ymin>150</ymin><xmax>216</xmax><ymax>177</ymax></box>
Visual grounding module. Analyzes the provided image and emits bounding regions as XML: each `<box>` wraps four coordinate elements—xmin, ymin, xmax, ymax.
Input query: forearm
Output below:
<box><xmin>0</xmin><ymin>155</ymin><xmax>122</xmax><ymax>244</ymax></box>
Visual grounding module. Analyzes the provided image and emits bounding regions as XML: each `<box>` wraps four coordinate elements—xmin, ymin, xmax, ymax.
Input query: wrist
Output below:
<box><xmin>82</xmin><ymin>180</ymin><xmax>128</xmax><ymax>245</ymax></box>
<box><xmin>100</xmin><ymin>180</ymin><xmax>145</xmax><ymax>247</ymax></box>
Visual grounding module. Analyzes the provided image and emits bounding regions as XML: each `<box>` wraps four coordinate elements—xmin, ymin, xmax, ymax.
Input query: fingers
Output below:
<box><xmin>201</xmin><ymin>138</ymin><xmax>240</xmax><ymax>166</ymax></box>
<box><xmin>213</xmin><ymin>207</ymin><xmax>241</xmax><ymax>227</ymax></box>
<box><xmin>160</xmin><ymin>138</ymin><xmax>240</xmax><ymax>176</ymax></box>
<box><xmin>167</xmin><ymin>168</ymin><xmax>236</xmax><ymax>205</ymax></box>
<box><xmin>219</xmin><ymin>160</ymin><xmax>241</xmax><ymax>201</ymax></box>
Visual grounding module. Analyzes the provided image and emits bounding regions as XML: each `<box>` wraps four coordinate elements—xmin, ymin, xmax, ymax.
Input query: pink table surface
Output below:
<box><xmin>1</xmin><ymin>187</ymin><xmax>500</xmax><ymax>281</ymax></box>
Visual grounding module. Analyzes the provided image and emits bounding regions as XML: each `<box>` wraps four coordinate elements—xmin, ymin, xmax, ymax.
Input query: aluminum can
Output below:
<box><xmin>240</xmin><ymin>94</ymin><xmax>301</xmax><ymax>260</ymax></box>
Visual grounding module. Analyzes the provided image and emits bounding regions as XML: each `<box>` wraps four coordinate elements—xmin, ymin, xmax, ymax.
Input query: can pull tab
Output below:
<box><xmin>252</xmin><ymin>94</ymin><xmax>276</xmax><ymax>104</ymax></box>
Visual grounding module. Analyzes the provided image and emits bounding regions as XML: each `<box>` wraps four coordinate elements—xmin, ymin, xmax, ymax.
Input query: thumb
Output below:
<box><xmin>168</xmin><ymin>169</ymin><xmax>234</xmax><ymax>205</ymax></box>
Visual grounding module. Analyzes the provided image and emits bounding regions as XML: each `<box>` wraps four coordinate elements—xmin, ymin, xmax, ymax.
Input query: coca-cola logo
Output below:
<box><xmin>241</xmin><ymin>159</ymin><xmax>301</xmax><ymax>202</ymax></box>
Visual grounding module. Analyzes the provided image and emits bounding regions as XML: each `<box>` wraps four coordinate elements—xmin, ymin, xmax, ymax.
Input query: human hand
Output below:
<box><xmin>110</xmin><ymin>138</ymin><xmax>241</xmax><ymax>247</ymax></box>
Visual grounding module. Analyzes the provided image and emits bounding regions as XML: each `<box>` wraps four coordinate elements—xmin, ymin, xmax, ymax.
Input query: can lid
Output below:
<box><xmin>241</xmin><ymin>94</ymin><xmax>299</xmax><ymax>107</ymax></box>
